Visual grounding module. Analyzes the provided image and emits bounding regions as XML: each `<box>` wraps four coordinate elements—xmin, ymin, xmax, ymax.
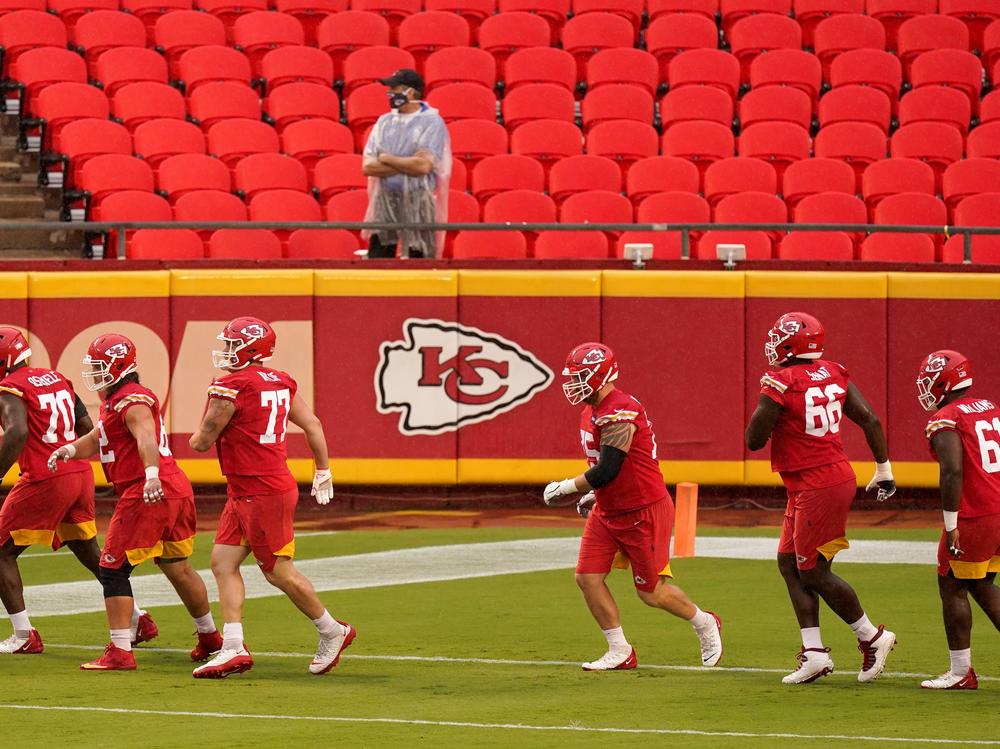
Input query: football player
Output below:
<box><xmin>0</xmin><ymin>327</ymin><xmax>159</xmax><ymax>654</ymax></box>
<box><xmin>189</xmin><ymin>317</ymin><xmax>351</xmax><ymax>679</ymax></box>
<box><xmin>543</xmin><ymin>343</ymin><xmax>723</xmax><ymax>672</ymax></box>
<box><xmin>48</xmin><ymin>334</ymin><xmax>220</xmax><ymax>671</ymax></box>
<box><xmin>917</xmin><ymin>350</ymin><xmax>1000</xmax><ymax>690</ymax></box>
<box><xmin>746</xmin><ymin>312</ymin><xmax>897</xmax><ymax>685</ymax></box>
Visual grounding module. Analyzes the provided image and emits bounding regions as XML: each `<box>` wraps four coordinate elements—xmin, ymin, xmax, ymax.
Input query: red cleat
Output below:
<box><xmin>131</xmin><ymin>612</ymin><xmax>159</xmax><ymax>646</ymax></box>
<box><xmin>309</xmin><ymin>621</ymin><xmax>357</xmax><ymax>675</ymax></box>
<box><xmin>921</xmin><ymin>668</ymin><xmax>978</xmax><ymax>690</ymax></box>
<box><xmin>0</xmin><ymin>629</ymin><xmax>43</xmax><ymax>654</ymax></box>
<box><xmin>582</xmin><ymin>647</ymin><xmax>638</xmax><ymax>671</ymax></box>
<box><xmin>192</xmin><ymin>647</ymin><xmax>254</xmax><ymax>679</ymax></box>
<box><xmin>80</xmin><ymin>643</ymin><xmax>137</xmax><ymax>671</ymax></box>
<box><xmin>190</xmin><ymin>630</ymin><xmax>224</xmax><ymax>662</ymax></box>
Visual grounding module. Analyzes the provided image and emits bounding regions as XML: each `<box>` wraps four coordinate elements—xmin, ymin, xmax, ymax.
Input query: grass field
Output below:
<box><xmin>3</xmin><ymin>524</ymin><xmax>999</xmax><ymax>748</ymax></box>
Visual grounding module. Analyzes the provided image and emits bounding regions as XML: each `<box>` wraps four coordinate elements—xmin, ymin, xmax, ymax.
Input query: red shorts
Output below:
<box><xmin>100</xmin><ymin>479</ymin><xmax>197</xmax><ymax>569</ymax></box>
<box><xmin>937</xmin><ymin>513</ymin><xmax>1000</xmax><ymax>579</ymax></box>
<box><xmin>0</xmin><ymin>470</ymin><xmax>95</xmax><ymax>549</ymax></box>
<box><xmin>778</xmin><ymin>477</ymin><xmax>856</xmax><ymax>570</ymax></box>
<box><xmin>576</xmin><ymin>497</ymin><xmax>673</xmax><ymax>593</ymax></box>
<box><xmin>215</xmin><ymin>488</ymin><xmax>298</xmax><ymax>572</ymax></box>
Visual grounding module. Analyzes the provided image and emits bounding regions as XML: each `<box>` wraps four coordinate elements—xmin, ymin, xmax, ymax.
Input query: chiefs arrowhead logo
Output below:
<box><xmin>925</xmin><ymin>355</ymin><xmax>948</xmax><ymax>373</ymax></box>
<box><xmin>240</xmin><ymin>324</ymin><xmax>266</xmax><ymax>338</ymax></box>
<box><xmin>376</xmin><ymin>318</ymin><xmax>553</xmax><ymax>435</ymax></box>
<box><xmin>104</xmin><ymin>343</ymin><xmax>129</xmax><ymax>358</ymax></box>
<box><xmin>779</xmin><ymin>320</ymin><xmax>802</xmax><ymax>335</ymax></box>
<box><xmin>581</xmin><ymin>348</ymin><xmax>606</xmax><ymax>365</ymax></box>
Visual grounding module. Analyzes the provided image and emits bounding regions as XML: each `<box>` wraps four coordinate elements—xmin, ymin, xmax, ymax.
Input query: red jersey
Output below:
<box><xmin>760</xmin><ymin>359</ymin><xmax>855</xmax><ymax>490</ymax></box>
<box><xmin>926</xmin><ymin>396</ymin><xmax>1000</xmax><ymax>518</ymax></box>
<box><xmin>0</xmin><ymin>367</ymin><xmax>91</xmax><ymax>482</ymax></box>
<box><xmin>99</xmin><ymin>381</ymin><xmax>181</xmax><ymax>497</ymax></box>
<box><xmin>580</xmin><ymin>388</ymin><xmax>668</xmax><ymax>515</ymax></box>
<box><xmin>207</xmin><ymin>367</ymin><xmax>297</xmax><ymax>493</ymax></box>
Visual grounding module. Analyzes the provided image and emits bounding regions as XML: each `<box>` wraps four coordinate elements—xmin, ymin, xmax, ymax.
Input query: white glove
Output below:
<box><xmin>311</xmin><ymin>469</ymin><xmax>334</xmax><ymax>505</ymax></box>
<box><xmin>47</xmin><ymin>444</ymin><xmax>76</xmax><ymax>472</ymax></box>
<box><xmin>543</xmin><ymin>478</ymin><xmax>578</xmax><ymax>506</ymax></box>
<box><xmin>866</xmin><ymin>461</ymin><xmax>896</xmax><ymax>502</ymax></box>
<box><xmin>576</xmin><ymin>492</ymin><xmax>596</xmax><ymax>519</ymax></box>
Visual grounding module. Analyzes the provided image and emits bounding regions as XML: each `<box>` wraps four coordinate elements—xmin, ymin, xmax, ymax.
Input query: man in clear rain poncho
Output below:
<box><xmin>362</xmin><ymin>69</ymin><xmax>451</xmax><ymax>259</ymax></box>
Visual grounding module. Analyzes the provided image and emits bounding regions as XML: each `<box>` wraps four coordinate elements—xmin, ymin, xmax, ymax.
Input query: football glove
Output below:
<box><xmin>865</xmin><ymin>461</ymin><xmax>896</xmax><ymax>502</ymax></box>
<box><xmin>576</xmin><ymin>492</ymin><xmax>596</xmax><ymax>519</ymax></box>
<box><xmin>543</xmin><ymin>478</ymin><xmax>577</xmax><ymax>506</ymax></box>
<box><xmin>47</xmin><ymin>444</ymin><xmax>76</xmax><ymax>472</ymax></box>
<box><xmin>312</xmin><ymin>469</ymin><xmax>334</xmax><ymax>505</ymax></box>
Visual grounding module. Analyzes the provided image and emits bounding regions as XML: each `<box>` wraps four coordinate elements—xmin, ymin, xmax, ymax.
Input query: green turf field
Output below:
<box><xmin>3</xmin><ymin>526</ymin><xmax>999</xmax><ymax>748</ymax></box>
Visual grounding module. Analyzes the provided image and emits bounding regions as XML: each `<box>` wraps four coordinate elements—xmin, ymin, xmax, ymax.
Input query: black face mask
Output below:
<box><xmin>388</xmin><ymin>90</ymin><xmax>411</xmax><ymax>110</ymax></box>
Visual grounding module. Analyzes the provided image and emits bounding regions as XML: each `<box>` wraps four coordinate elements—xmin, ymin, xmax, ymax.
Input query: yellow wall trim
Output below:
<box><xmin>602</xmin><ymin>271</ymin><xmax>745</xmax><ymax>298</ymax></box>
<box><xmin>459</xmin><ymin>271</ymin><xmax>601</xmax><ymax>297</ymax></box>
<box><xmin>0</xmin><ymin>272</ymin><xmax>27</xmax><ymax>299</ymax></box>
<box><xmin>171</xmin><ymin>270</ymin><xmax>314</xmax><ymax>297</ymax></box>
<box><xmin>29</xmin><ymin>271</ymin><xmax>170</xmax><ymax>298</ymax></box>
<box><xmin>888</xmin><ymin>272</ymin><xmax>1000</xmax><ymax>300</ymax></box>
<box><xmin>315</xmin><ymin>270</ymin><xmax>458</xmax><ymax>297</ymax></box>
<box><xmin>747</xmin><ymin>271</ymin><xmax>887</xmax><ymax>299</ymax></box>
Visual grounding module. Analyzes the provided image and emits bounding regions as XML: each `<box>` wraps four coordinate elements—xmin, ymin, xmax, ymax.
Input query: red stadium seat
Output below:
<box><xmin>940</xmin><ymin>0</ymin><xmax>999</xmax><ymax>54</ymax></box>
<box><xmin>860</xmin><ymin>232</ymin><xmax>935</xmax><ymax>262</ymax></box>
<box><xmin>207</xmin><ymin>119</ymin><xmax>280</xmax><ymax>167</ymax></box>
<box><xmin>176</xmin><ymin>47</ymin><xmax>253</xmax><ymax>94</ymax></box>
<box><xmin>0</xmin><ymin>0</ymin><xmax>46</xmax><ymax>13</ymax></box>
<box><xmin>818</xmin><ymin>85</ymin><xmax>892</xmax><ymax>134</ymax></box>
<box><xmin>497</xmin><ymin>0</ymin><xmax>569</xmax><ymax>45</ymax></box>
<box><xmin>646</xmin><ymin>14</ymin><xmax>720</xmax><ymax>80</ymax></box>
<box><xmin>737</xmin><ymin>123</ymin><xmax>811</xmax><ymax>182</ymax></box>
<box><xmin>777</xmin><ymin>231</ymin><xmax>854</xmax><ymax>260</ymax></box>
<box><xmin>31</xmin><ymin>82</ymin><xmax>109</xmax><ymax>154</ymax></box>
<box><xmin>424</xmin><ymin>46</ymin><xmax>495</xmax><ymax>93</ymax></box>
<box><xmin>719</xmin><ymin>0</ymin><xmax>790</xmax><ymax>34</ymax></box>
<box><xmin>478</xmin><ymin>12</ymin><xmax>552</xmax><ymax>76</ymax></box>
<box><xmin>95</xmin><ymin>48</ymin><xmax>169</xmax><ymax>98</ymax></box>
<box><xmin>890</xmin><ymin>122</ymin><xmax>964</xmax><ymax>189</ymax></box>
<box><xmin>451</xmin><ymin>231</ymin><xmax>528</xmax><ymax>259</ymax></box>
<box><xmin>482</xmin><ymin>189</ymin><xmax>555</xmax><ymax>253</ymax></box>
<box><xmin>898</xmin><ymin>14</ymin><xmax>969</xmax><ymax>75</ymax></box>
<box><xmin>275</xmin><ymin>0</ymin><xmax>347</xmax><ymax>46</ymax></box>
<box><xmin>781</xmin><ymin>157</ymin><xmax>855</xmax><ymax>208</ymax></box>
<box><xmin>234</xmin><ymin>153</ymin><xmax>309</xmax><ymax>200</ymax></box>
<box><xmin>54</xmin><ymin>118</ymin><xmax>132</xmax><ymax>188</ymax></box>
<box><xmin>426</xmin><ymin>82</ymin><xmax>497</xmax><ymax>125</ymax></box>
<box><xmin>714</xmin><ymin>191</ymin><xmax>787</xmax><ymax>237</ymax></box>
<box><xmin>471</xmin><ymin>154</ymin><xmax>545</xmax><ymax>203</ymax></box>
<box><xmin>794</xmin><ymin>0</ymin><xmax>864</xmax><ymax>47</ymax></box>
<box><xmin>312</xmin><ymin>153</ymin><xmax>366</xmax><ymax>201</ymax></box>
<box><xmin>661</xmin><ymin>86</ymin><xmax>733</xmax><ymax>132</ymax></box>
<box><xmin>986</xmin><ymin>19</ymin><xmax>1000</xmax><ymax>77</ymax></box>
<box><xmin>447</xmin><ymin>188</ymin><xmax>480</xmax><ymax>223</ymax></box>
<box><xmin>873</xmin><ymin>191</ymin><xmax>947</xmax><ymax>251</ymax></box>
<box><xmin>618</xmin><ymin>191</ymin><xmax>711</xmax><ymax>258</ymax></box>
<box><xmin>548</xmin><ymin>154</ymin><xmax>622</xmax><ymax>204</ymax></box>
<box><xmin>208</xmin><ymin>228</ymin><xmax>283</xmax><ymax>258</ymax></box>
<box><xmin>121</xmin><ymin>0</ymin><xmax>193</xmax><ymax>44</ymax></box>
<box><xmin>560</xmin><ymin>189</ymin><xmax>633</xmax><ymax>243</ymax></box>
<box><xmin>154</xmin><ymin>10</ymin><xmax>227</xmax><ymax>78</ymax></box>
<box><xmin>509</xmin><ymin>119</ymin><xmax>583</xmax><ymax>174</ymax></box>
<box><xmin>585</xmin><ymin>121</ymin><xmax>658</xmax><ymax>172</ymax></box>
<box><xmin>448</xmin><ymin>119</ymin><xmax>508</xmax><ymax>171</ymax></box>
<box><xmin>561</xmin><ymin>12</ymin><xmax>635</xmax><ymax>79</ymax></box>
<box><xmin>0</xmin><ymin>10</ymin><xmax>67</xmax><ymax>79</ymax></box>
<box><xmin>573</xmin><ymin>0</ymin><xmax>643</xmax><ymax>32</ymax></box>
<box><xmin>286</xmin><ymin>228</ymin><xmax>359</xmax><ymax>258</ymax></box>
<box><xmin>828</xmin><ymin>48</ymin><xmax>902</xmax><ymax>102</ymax></box>
<box><xmin>861</xmin><ymin>157</ymin><xmax>936</xmax><ymax>214</ymax></box>
<box><xmin>662</xmin><ymin>121</ymin><xmax>735</xmax><ymax>177</ymax></box>
<box><xmin>232</xmin><ymin>11</ymin><xmax>305</xmax><ymax>71</ymax></box>
<box><xmin>111</xmin><ymin>82</ymin><xmax>186</xmax><ymax>131</ymax></box>
<box><xmin>967</xmin><ymin>122</ymin><xmax>1000</xmax><ymax>159</ymax></box>
<box><xmin>346</xmin><ymin>83</ymin><xmax>391</xmax><ymax>145</ymax></box>
<box><xmin>72</xmin><ymin>11</ymin><xmax>146</xmax><ymax>78</ymax></box>
<box><xmin>668</xmin><ymin>49</ymin><xmax>741</xmax><ymax>101</ymax></box>
<box><xmin>264</xmin><ymin>82</ymin><xmax>340</xmax><ymax>132</ymax></box>
<box><xmin>694</xmin><ymin>229</ymin><xmax>772</xmax><ymax>259</ymax></box>
<box><xmin>260</xmin><ymin>46</ymin><xmax>334</xmax><ymax>94</ymax></box>
<box><xmin>793</xmin><ymin>191</ymin><xmax>867</xmax><ymax>247</ymax></box>
<box><xmin>351</xmin><ymin>0</ymin><xmax>420</xmax><ymax>45</ymax></box>
<box><xmin>941</xmin><ymin>158</ymin><xmax>1000</xmax><ymax>217</ymax></box>
<box><xmin>626</xmin><ymin>157</ymin><xmax>701</xmax><ymax>204</ymax></box>
<box><xmin>866</xmin><ymin>0</ymin><xmax>935</xmax><ymax>51</ymax></box>
<box><xmin>909</xmin><ymin>49</ymin><xmax>984</xmax><ymax>109</ymax></box>
<box><xmin>899</xmin><ymin>86</ymin><xmax>971</xmax><ymax>134</ymax></box>
<box><xmin>76</xmin><ymin>153</ymin><xmax>155</xmax><ymax>219</ymax></box>
<box><xmin>317</xmin><ymin>11</ymin><xmax>390</xmax><ymax>79</ymax></box>
<box><xmin>647</xmin><ymin>0</ymin><xmax>717</xmax><ymax>22</ymax></box>
<box><xmin>534</xmin><ymin>230</ymin><xmax>609</xmax><ymax>258</ymax></box>
<box><xmin>247</xmin><ymin>189</ymin><xmax>321</xmax><ymax>250</ymax></box>
<box><xmin>189</xmin><ymin>82</ymin><xmax>261</xmax><ymax>131</ymax></box>
<box><xmin>282</xmin><ymin>117</ymin><xmax>356</xmax><ymax>178</ymax></box>
<box><xmin>502</xmin><ymin>84</ymin><xmax>575</xmax><ymax>131</ymax></box>
<box><xmin>324</xmin><ymin>188</ymin><xmax>368</xmax><ymax>222</ymax></box>
<box><xmin>977</xmin><ymin>91</ymin><xmax>1000</xmax><ymax>125</ymax></box>
<box><xmin>704</xmin><ymin>157</ymin><xmax>778</xmax><ymax>207</ymax></box>
<box><xmin>342</xmin><ymin>46</ymin><xmax>415</xmax><ymax>95</ymax></box>
<box><xmin>749</xmin><ymin>50</ymin><xmax>822</xmax><ymax>103</ymax></box>
<box><xmin>157</xmin><ymin>153</ymin><xmax>230</xmax><ymax>201</ymax></box>
<box><xmin>48</xmin><ymin>0</ymin><xmax>117</xmax><ymax>31</ymax></box>
<box><xmin>9</xmin><ymin>48</ymin><xmax>86</xmax><ymax>116</ymax></box>
<box><xmin>814</xmin><ymin>122</ymin><xmax>887</xmax><ymax>189</ymax></box>
<box><xmin>424</xmin><ymin>0</ymin><xmax>495</xmax><ymax>43</ymax></box>
<box><xmin>729</xmin><ymin>15</ymin><xmax>802</xmax><ymax>83</ymax></box>
<box><xmin>586</xmin><ymin>48</ymin><xmax>658</xmax><ymax>97</ymax></box>
<box><xmin>398</xmin><ymin>11</ymin><xmax>469</xmax><ymax>68</ymax></box>
<box><xmin>813</xmin><ymin>13</ymin><xmax>885</xmax><ymax>79</ymax></box>
<box><xmin>942</xmin><ymin>193</ymin><xmax>1000</xmax><ymax>264</ymax></box>
<box><xmin>174</xmin><ymin>189</ymin><xmax>248</xmax><ymax>234</ymax></box>
<box><xmin>93</xmin><ymin>190</ymin><xmax>171</xmax><ymax>256</ymax></box>
<box><xmin>133</xmin><ymin>119</ymin><xmax>206</xmax><ymax>171</ymax></box>
<box><xmin>128</xmin><ymin>228</ymin><xmax>205</xmax><ymax>260</ymax></box>
<box><xmin>503</xmin><ymin>47</ymin><xmax>576</xmax><ymax>93</ymax></box>
<box><xmin>195</xmin><ymin>0</ymin><xmax>268</xmax><ymax>42</ymax></box>
<box><xmin>582</xmin><ymin>85</ymin><xmax>653</xmax><ymax>132</ymax></box>
<box><xmin>739</xmin><ymin>87</ymin><xmax>812</xmax><ymax>132</ymax></box>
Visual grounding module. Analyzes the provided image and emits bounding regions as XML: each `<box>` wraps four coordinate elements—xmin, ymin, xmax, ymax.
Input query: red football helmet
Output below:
<box><xmin>0</xmin><ymin>326</ymin><xmax>31</xmax><ymax>378</ymax></box>
<box><xmin>917</xmin><ymin>349</ymin><xmax>972</xmax><ymax>412</ymax></box>
<box><xmin>212</xmin><ymin>316</ymin><xmax>276</xmax><ymax>370</ymax></box>
<box><xmin>83</xmin><ymin>333</ymin><xmax>137</xmax><ymax>391</ymax></box>
<box><xmin>562</xmin><ymin>342</ymin><xmax>619</xmax><ymax>405</ymax></box>
<box><xmin>765</xmin><ymin>312</ymin><xmax>825</xmax><ymax>365</ymax></box>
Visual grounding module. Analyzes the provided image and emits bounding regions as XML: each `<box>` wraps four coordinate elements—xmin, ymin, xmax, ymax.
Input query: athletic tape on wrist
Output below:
<box><xmin>943</xmin><ymin>510</ymin><xmax>958</xmax><ymax>532</ymax></box>
<box><xmin>145</xmin><ymin>466</ymin><xmax>160</xmax><ymax>480</ymax></box>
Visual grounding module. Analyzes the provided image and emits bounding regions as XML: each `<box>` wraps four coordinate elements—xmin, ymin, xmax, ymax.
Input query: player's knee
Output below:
<box><xmin>797</xmin><ymin>565</ymin><xmax>825</xmax><ymax>589</ymax></box>
<box><xmin>575</xmin><ymin>573</ymin><xmax>600</xmax><ymax>592</ymax></box>
<box><xmin>776</xmin><ymin>554</ymin><xmax>798</xmax><ymax>579</ymax></box>
<box><xmin>635</xmin><ymin>587</ymin><xmax>658</xmax><ymax>606</ymax></box>
<box><xmin>98</xmin><ymin>564</ymin><xmax>133</xmax><ymax>598</ymax></box>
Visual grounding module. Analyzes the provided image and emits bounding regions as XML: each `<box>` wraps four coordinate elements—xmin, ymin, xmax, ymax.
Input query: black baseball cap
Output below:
<box><xmin>379</xmin><ymin>68</ymin><xmax>425</xmax><ymax>92</ymax></box>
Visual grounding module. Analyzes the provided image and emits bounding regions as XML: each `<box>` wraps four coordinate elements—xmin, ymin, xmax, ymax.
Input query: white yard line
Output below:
<box><xmin>0</xmin><ymin>704</ymin><xmax>994</xmax><ymax>745</ymax></box>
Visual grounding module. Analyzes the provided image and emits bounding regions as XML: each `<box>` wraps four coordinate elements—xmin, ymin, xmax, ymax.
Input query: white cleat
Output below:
<box><xmin>0</xmin><ymin>629</ymin><xmax>42</xmax><ymax>654</ymax></box>
<box><xmin>921</xmin><ymin>668</ymin><xmax>978</xmax><ymax>690</ymax></box>
<box><xmin>582</xmin><ymin>647</ymin><xmax>637</xmax><ymax>671</ymax></box>
<box><xmin>309</xmin><ymin>620</ymin><xmax>356</xmax><ymax>675</ymax></box>
<box><xmin>192</xmin><ymin>647</ymin><xmax>253</xmax><ymax>679</ymax></box>
<box><xmin>697</xmin><ymin>611</ymin><xmax>724</xmax><ymax>667</ymax></box>
<box><xmin>857</xmin><ymin>626</ymin><xmax>896</xmax><ymax>683</ymax></box>
<box><xmin>782</xmin><ymin>647</ymin><xmax>834</xmax><ymax>684</ymax></box>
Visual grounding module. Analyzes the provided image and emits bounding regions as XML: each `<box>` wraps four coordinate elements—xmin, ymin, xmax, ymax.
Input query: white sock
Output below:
<box><xmin>194</xmin><ymin>612</ymin><xmax>216</xmax><ymax>634</ymax></box>
<box><xmin>222</xmin><ymin>622</ymin><xmax>244</xmax><ymax>652</ymax></box>
<box><xmin>687</xmin><ymin>607</ymin><xmax>713</xmax><ymax>631</ymax></box>
<box><xmin>949</xmin><ymin>648</ymin><xmax>971</xmax><ymax>676</ymax></box>
<box><xmin>312</xmin><ymin>610</ymin><xmax>342</xmax><ymax>638</ymax></box>
<box><xmin>801</xmin><ymin>627</ymin><xmax>824</xmax><ymax>650</ymax></box>
<box><xmin>110</xmin><ymin>629</ymin><xmax>132</xmax><ymax>652</ymax></box>
<box><xmin>130</xmin><ymin>603</ymin><xmax>142</xmax><ymax>630</ymax></box>
<box><xmin>10</xmin><ymin>610</ymin><xmax>31</xmax><ymax>638</ymax></box>
<box><xmin>602</xmin><ymin>626</ymin><xmax>630</xmax><ymax>652</ymax></box>
<box><xmin>849</xmin><ymin>613</ymin><xmax>879</xmax><ymax>642</ymax></box>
